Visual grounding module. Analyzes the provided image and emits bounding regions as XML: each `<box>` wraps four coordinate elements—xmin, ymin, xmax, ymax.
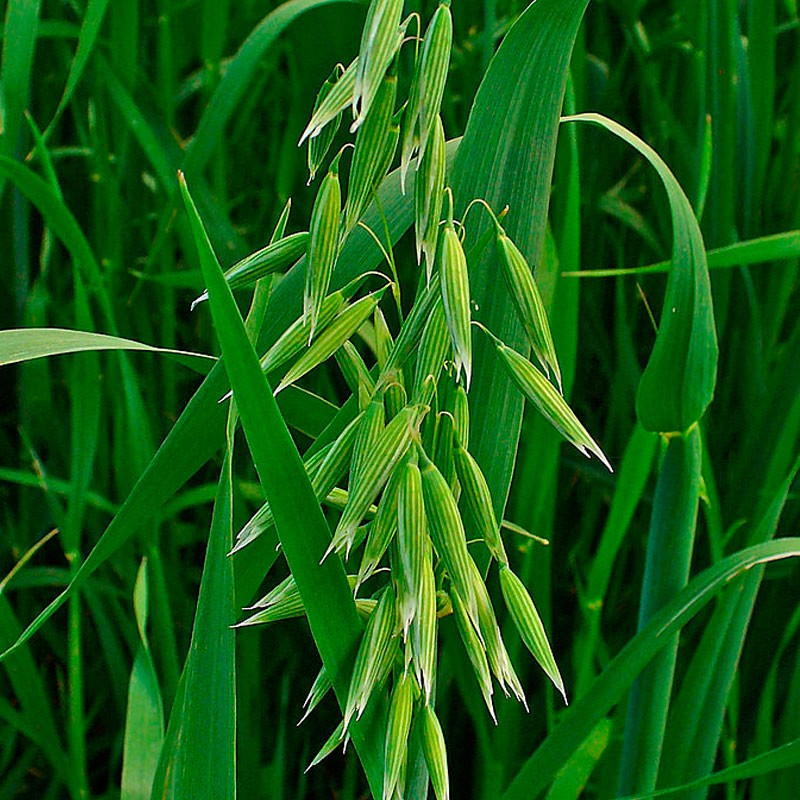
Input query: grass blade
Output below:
<box><xmin>43</xmin><ymin>0</ymin><xmax>110</xmax><ymax>138</ymax></box>
<box><xmin>563</xmin><ymin>113</ymin><xmax>718</xmax><ymax>433</ymax></box>
<box><xmin>178</xmin><ymin>172</ymin><xmax>386</xmax><ymax>796</ymax></box>
<box><xmin>0</xmin><ymin>328</ymin><xmax>214</xmax><ymax>373</ymax></box>
<box><xmin>150</xmin><ymin>453</ymin><xmax>237</xmax><ymax>799</ymax></box>
<box><xmin>502</xmin><ymin>538</ymin><xmax>800</xmax><ymax>800</ymax></box>
<box><xmin>617</xmin><ymin>427</ymin><xmax>702</xmax><ymax>795</ymax></box>
<box><xmin>120</xmin><ymin>561</ymin><xmax>164</xmax><ymax>800</ymax></box>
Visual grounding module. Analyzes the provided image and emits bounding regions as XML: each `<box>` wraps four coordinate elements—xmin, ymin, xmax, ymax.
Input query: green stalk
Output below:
<box><xmin>66</xmin><ymin>594</ymin><xmax>87</xmax><ymax>799</ymax></box>
<box><xmin>617</xmin><ymin>426</ymin><xmax>702</xmax><ymax>795</ymax></box>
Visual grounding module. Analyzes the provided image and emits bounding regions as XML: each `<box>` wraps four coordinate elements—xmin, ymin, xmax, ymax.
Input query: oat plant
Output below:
<box><xmin>1</xmin><ymin>0</ymin><xmax>799</xmax><ymax>798</ymax></box>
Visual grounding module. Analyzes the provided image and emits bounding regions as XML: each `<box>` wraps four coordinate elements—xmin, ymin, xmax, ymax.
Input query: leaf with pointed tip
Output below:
<box><xmin>178</xmin><ymin>172</ymin><xmax>386</xmax><ymax>797</ymax></box>
<box><xmin>563</xmin><ymin>113</ymin><xmax>718</xmax><ymax>433</ymax></box>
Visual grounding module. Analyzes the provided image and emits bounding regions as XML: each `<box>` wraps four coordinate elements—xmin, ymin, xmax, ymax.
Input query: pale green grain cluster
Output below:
<box><xmin>234</xmin><ymin>182</ymin><xmax>611</xmax><ymax>794</ymax></box>
<box><xmin>299</xmin><ymin>58</ymin><xmax>358</xmax><ymax>145</ymax></box>
<box><xmin>233</xmin><ymin>4</ymin><xmax>615</xmax><ymax>797</ymax></box>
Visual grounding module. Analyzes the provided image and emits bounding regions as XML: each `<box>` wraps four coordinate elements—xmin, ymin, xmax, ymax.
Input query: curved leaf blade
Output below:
<box><xmin>563</xmin><ymin>113</ymin><xmax>718</xmax><ymax>433</ymax></box>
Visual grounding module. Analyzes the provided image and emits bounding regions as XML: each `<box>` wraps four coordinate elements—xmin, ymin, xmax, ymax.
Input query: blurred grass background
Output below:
<box><xmin>1</xmin><ymin>0</ymin><xmax>799</xmax><ymax>797</ymax></box>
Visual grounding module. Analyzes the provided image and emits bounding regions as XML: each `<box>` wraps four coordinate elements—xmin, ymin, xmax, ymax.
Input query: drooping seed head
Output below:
<box><xmin>496</xmin><ymin>228</ymin><xmax>562</xmax><ymax>391</ymax></box>
<box><xmin>439</xmin><ymin>193</ymin><xmax>472</xmax><ymax>387</ymax></box>
<box><xmin>346</xmin><ymin>72</ymin><xmax>398</xmax><ymax>233</ymax></box>
<box><xmin>431</xmin><ymin>411</ymin><xmax>456</xmax><ymax>491</ymax></box>
<box><xmin>304</xmin><ymin>153</ymin><xmax>343</xmax><ymax>339</ymax></box>
<box><xmin>353</xmin><ymin>0</ymin><xmax>404</xmax><ymax>130</ymax></box>
<box><xmin>499</xmin><ymin>565</ymin><xmax>567</xmax><ymax>704</ymax></box>
<box><xmin>415</xmin><ymin>115</ymin><xmax>446</xmax><ymax>278</ymax></box>
<box><xmin>232</xmin><ymin>441</ymin><xmax>335</xmax><ymax>553</ymax></box>
<box><xmin>419</xmin><ymin>449</ymin><xmax>480</xmax><ymax>629</ymax></box>
<box><xmin>276</xmin><ymin>286</ymin><xmax>387</xmax><ymax>394</ymax></box>
<box><xmin>414</xmin><ymin>2</ymin><xmax>452</xmax><ymax>167</ymax></box>
<box><xmin>306</xmin><ymin>720</ymin><xmax>346</xmax><ymax>772</ymax></box>
<box><xmin>192</xmin><ymin>231</ymin><xmax>309</xmax><ymax>308</ymax></box>
<box><xmin>488</xmin><ymin>333</ymin><xmax>611</xmax><ymax>471</ymax></box>
<box><xmin>373</xmin><ymin>306</ymin><xmax>394</xmax><ymax>370</ymax></box>
<box><xmin>469</xmin><ymin>562</ymin><xmax>525</xmax><ymax>707</ymax></box>
<box><xmin>299</xmin><ymin>664</ymin><xmax>332</xmax><ymax>724</ymax></box>
<box><xmin>453</xmin><ymin>438</ymin><xmax>508</xmax><ymax>565</ymax></box>
<box><xmin>300</xmin><ymin>58</ymin><xmax>357</xmax><ymax>145</ymax></box>
<box><xmin>412</xmin><ymin>295</ymin><xmax>449</xmax><ymax>405</ymax></box>
<box><xmin>329</xmin><ymin>404</ymin><xmax>426</xmax><ymax>559</ymax></box>
<box><xmin>420</xmin><ymin>705</ymin><xmax>450</xmax><ymax>800</ymax></box>
<box><xmin>396</xmin><ymin>454</ymin><xmax>428</xmax><ymax>636</ymax></box>
<box><xmin>351</xmin><ymin>393</ymin><xmax>386</xmax><ymax>488</ymax></box>
<box><xmin>410</xmin><ymin>544</ymin><xmax>437</xmax><ymax>702</ymax></box>
<box><xmin>335</xmin><ymin>340</ymin><xmax>376</xmax><ymax>401</ymax></box>
<box><xmin>307</xmin><ymin>64</ymin><xmax>345</xmax><ymax>182</ymax></box>
<box><xmin>343</xmin><ymin>585</ymin><xmax>399</xmax><ymax>730</ymax></box>
<box><xmin>356</xmin><ymin>461</ymin><xmax>404</xmax><ymax>588</ymax></box>
<box><xmin>383</xmin><ymin>672</ymin><xmax>416</xmax><ymax>800</ymax></box>
<box><xmin>258</xmin><ymin>274</ymin><xmax>367</xmax><ymax>378</ymax></box>
<box><xmin>450</xmin><ymin>586</ymin><xmax>495</xmax><ymax>721</ymax></box>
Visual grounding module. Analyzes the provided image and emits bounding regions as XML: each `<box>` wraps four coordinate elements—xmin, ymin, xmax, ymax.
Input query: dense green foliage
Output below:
<box><xmin>1</xmin><ymin>0</ymin><xmax>799</xmax><ymax>798</ymax></box>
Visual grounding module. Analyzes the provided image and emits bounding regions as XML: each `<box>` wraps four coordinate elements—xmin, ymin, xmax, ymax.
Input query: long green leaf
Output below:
<box><xmin>0</xmin><ymin>0</ymin><xmax>41</xmax><ymax>165</ymax></box>
<box><xmin>178</xmin><ymin>173</ymin><xmax>386</xmax><ymax>796</ymax></box>
<box><xmin>502</xmin><ymin>539</ymin><xmax>800</xmax><ymax>800</ymax></box>
<box><xmin>563</xmin><ymin>113</ymin><xmax>718</xmax><ymax>433</ymax></box>
<box><xmin>619</xmin><ymin>738</ymin><xmax>800</xmax><ymax>800</ymax></box>
<box><xmin>0</xmin><ymin>328</ymin><xmax>214</xmax><ymax>373</ymax></box>
<box><xmin>44</xmin><ymin>0</ymin><xmax>110</xmax><ymax>137</ymax></box>
<box><xmin>121</xmin><ymin>561</ymin><xmax>164</xmax><ymax>800</ymax></box>
<box><xmin>0</xmin><ymin>155</ymin><xmax>118</xmax><ymax>332</ymax></box>
<box><xmin>563</xmin><ymin>230</ymin><xmax>800</xmax><ymax>278</ymax></box>
<box><xmin>659</xmin><ymin>454</ymin><xmax>800</xmax><ymax>794</ymax></box>
<box><xmin>149</xmin><ymin>453</ymin><xmax>236</xmax><ymax>800</ymax></box>
<box><xmin>617</xmin><ymin>428</ymin><xmax>701</xmax><ymax>794</ymax></box>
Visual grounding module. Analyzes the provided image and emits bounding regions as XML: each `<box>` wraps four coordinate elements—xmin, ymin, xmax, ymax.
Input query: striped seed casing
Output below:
<box><xmin>419</xmin><ymin>448</ymin><xmax>480</xmax><ymax>627</ymax></box>
<box><xmin>191</xmin><ymin>231</ymin><xmax>309</xmax><ymax>309</ymax></box>
<box><xmin>396</xmin><ymin>452</ymin><xmax>428</xmax><ymax>635</ymax></box>
<box><xmin>488</xmin><ymin>332</ymin><xmax>611</xmax><ymax>470</ymax></box>
<box><xmin>499</xmin><ymin>564</ymin><xmax>567</xmax><ymax>703</ymax></box>
<box><xmin>275</xmin><ymin>286</ymin><xmax>387</xmax><ymax>394</ymax></box>
<box><xmin>439</xmin><ymin>193</ymin><xmax>472</xmax><ymax>387</ymax></box>
<box><xmin>383</xmin><ymin>672</ymin><xmax>415</xmax><ymax>800</ymax></box>
<box><xmin>453</xmin><ymin>437</ymin><xmax>508</xmax><ymax>565</ymax></box>
<box><xmin>496</xmin><ymin>227</ymin><xmax>562</xmax><ymax>391</ymax></box>
<box><xmin>346</xmin><ymin>72</ymin><xmax>398</xmax><ymax>233</ymax></box>
<box><xmin>414</xmin><ymin>1</ymin><xmax>452</xmax><ymax>166</ymax></box>
<box><xmin>412</xmin><ymin>294</ymin><xmax>448</xmax><ymax>406</ymax></box>
<box><xmin>307</xmin><ymin>64</ymin><xmax>345</xmax><ymax>182</ymax></box>
<box><xmin>353</xmin><ymin>0</ymin><xmax>404</xmax><ymax>130</ymax></box>
<box><xmin>415</xmin><ymin>114</ymin><xmax>446</xmax><ymax>278</ymax></box>
<box><xmin>421</xmin><ymin>705</ymin><xmax>450</xmax><ymax>800</ymax></box>
<box><xmin>299</xmin><ymin>58</ymin><xmax>357</xmax><ymax>145</ymax></box>
<box><xmin>329</xmin><ymin>404</ymin><xmax>425</xmax><ymax>558</ymax></box>
<box><xmin>304</xmin><ymin>152</ymin><xmax>343</xmax><ymax>339</ymax></box>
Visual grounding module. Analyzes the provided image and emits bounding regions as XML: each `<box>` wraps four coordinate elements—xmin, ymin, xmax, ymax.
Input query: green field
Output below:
<box><xmin>1</xmin><ymin>1</ymin><xmax>799</xmax><ymax>798</ymax></box>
